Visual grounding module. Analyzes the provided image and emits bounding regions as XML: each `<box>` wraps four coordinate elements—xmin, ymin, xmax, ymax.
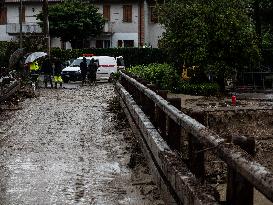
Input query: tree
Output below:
<box><xmin>37</xmin><ymin>0</ymin><xmax>105</xmax><ymax>49</ymax></box>
<box><xmin>157</xmin><ymin>0</ymin><xmax>260</xmax><ymax>90</ymax></box>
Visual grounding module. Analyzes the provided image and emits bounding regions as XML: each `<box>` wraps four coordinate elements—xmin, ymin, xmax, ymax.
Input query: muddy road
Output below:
<box><xmin>0</xmin><ymin>83</ymin><xmax>163</xmax><ymax>205</ymax></box>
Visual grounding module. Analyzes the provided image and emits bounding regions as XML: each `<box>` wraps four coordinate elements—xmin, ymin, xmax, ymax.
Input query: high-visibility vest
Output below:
<box><xmin>30</xmin><ymin>61</ymin><xmax>39</xmax><ymax>71</ymax></box>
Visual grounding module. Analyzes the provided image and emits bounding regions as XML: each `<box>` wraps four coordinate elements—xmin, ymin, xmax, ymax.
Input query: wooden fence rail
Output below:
<box><xmin>119</xmin><ymin>71</ymin><xmax>273</xmax><ymax>204</ymax></box>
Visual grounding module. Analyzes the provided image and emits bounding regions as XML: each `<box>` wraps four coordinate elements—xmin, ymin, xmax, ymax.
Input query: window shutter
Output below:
<box><xmin>123</xmin><ymin>5</ymin><xmax>132</xmax><ymax>22</ymax></box>
<box><xmin>0</xmin><ymin>7</ymin><xmax>7</xmax><ymax>25</ymax></box>
<box><xmin>103</xmin><ymin>5</ymin><xmax>110</xmax><ymax>21</ymax></box>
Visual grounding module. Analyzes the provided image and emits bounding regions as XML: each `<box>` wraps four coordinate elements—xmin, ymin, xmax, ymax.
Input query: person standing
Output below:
<box><xmin>41</xmin><ymin>57</ymin><xmax>53</xmax><ymax>88</ymax></box>
<box><xmin>29</xmin><ymin>60</ymin><xmax>40</xmax><ymax>89</ymax></box>
<box><xmin>53</xmin><ymin>58</ymin><xmax>63</xmax><ymax>89</ymax></box>
<box><xmin>87</xmin><ymin>58</ymin><xmax>98</xmax><ymax>85</ymax></box>
<box><xmin>80</xmin><ymin>57</ymin><xmax>87</xmax><ymax>86</ymax></box>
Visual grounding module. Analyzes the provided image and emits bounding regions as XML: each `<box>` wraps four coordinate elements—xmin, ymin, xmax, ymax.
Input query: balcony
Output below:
<box><xmin>6</xmin><ymin>23</ymin><xmax>42</xmax><ymax>34</ymax></box>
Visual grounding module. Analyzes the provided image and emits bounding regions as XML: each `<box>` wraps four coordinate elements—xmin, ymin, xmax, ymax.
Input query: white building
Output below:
<box><xmin>0</xmin><ymin>0</ymin><xmax>164</xmax><ymax>48</ymax></box>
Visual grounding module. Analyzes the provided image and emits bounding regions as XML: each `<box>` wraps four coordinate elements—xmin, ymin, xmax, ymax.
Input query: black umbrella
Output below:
<box><xmin>9</xmin><ymin>48</ymin><xmax>25</xmax><ymax>69</ymax></box>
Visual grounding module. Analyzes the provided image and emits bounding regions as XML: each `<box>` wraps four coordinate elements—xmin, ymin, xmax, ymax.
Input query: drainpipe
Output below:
<box><xmin>143</xmin><ymin>0</ymin><xmax>148</xmax><ymax>46</ymax></box>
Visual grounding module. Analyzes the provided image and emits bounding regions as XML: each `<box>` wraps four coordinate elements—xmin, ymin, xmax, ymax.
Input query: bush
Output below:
<box><xmin>127</xmin><ymin>63</ymin><xmax>180</xmax><ymax>91</ymax></box>
<box><xmin>127</xmin><ymin>63</ymin><xmax>219</xmax><ymax>96</ymax></box>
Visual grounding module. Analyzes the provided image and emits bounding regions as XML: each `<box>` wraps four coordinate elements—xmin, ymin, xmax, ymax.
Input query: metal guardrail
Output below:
<box><xmin>119</xmin><ymin>71</ymin><xmax>273</xmax><ymax>204</ymax></box>
<box><xmin>115</xmin><ymin>81</ymin><xmax>219</xmax><ymax>204</ymax></box>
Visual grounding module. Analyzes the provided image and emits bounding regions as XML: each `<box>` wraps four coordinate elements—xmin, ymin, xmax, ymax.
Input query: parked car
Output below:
<box><xmin>61</xmin><ymin>56</ymin><xmax>119</xmax><ymax>83</ymax></box>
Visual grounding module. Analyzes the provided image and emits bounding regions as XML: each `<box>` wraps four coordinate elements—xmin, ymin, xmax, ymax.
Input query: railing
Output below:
<box><xmin>6</xmin><ymin>23</ymin><xmax>42</xmax><ymax>34</ymax></box>
<box><xmin>117</xmin><ymin>71</ymin><xmax>273</xmax><ymax>204</ymax></box>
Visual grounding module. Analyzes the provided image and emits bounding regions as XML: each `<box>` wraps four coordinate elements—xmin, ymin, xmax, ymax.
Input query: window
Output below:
<box><xmin>96</xmin><ymin>40</ymin><xmax>110</xmax><ymax>48</ymax></box>
<box><xmin>96</xmin><ymin>40</ymin><xmax>103</xmax><ymax>48</ymax></box>
<box><xmin>104</xmin><ymin>40</ymin><xmax>110</xmax><ymax>48</ymax></box>
<box><xmin>124</xmin><ymin>40</ymin><xmax>134</xmax><ymax>47</ymax></box>
<box><xmin>123</xmin><ymin>5</ymin><xmax>132</xmax><ymax>23</ymax></box>
<box><xmin>18</xmin><ymin>6</ymin><xmax>25</xmax><ymax>23</ymax></box>
<box><xmin>150</xmin><ymin>6</ymin><xmax>158</xmax><ymax>23</ymax></box>
<box><xmin>103</xmin><ymin>5</ymin><xmax>110</xmax><ymax>21</ymax></box>
<box><xmin>0</xmin><ymin>7</ymin><xmax>7</xmax><ymax>25</ymax></box>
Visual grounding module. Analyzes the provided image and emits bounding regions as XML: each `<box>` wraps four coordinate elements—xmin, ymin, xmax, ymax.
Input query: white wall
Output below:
<box><xmin>7</xmin><ymin>5</ymin><xmax>18</xmax><ymax>23</ymax></box>
<box><xmin>148</xmin><ymin>23</ymin><xmax>164</xmax><ymax>48</ymax></box>
<box><xmin>0</xmin><ymin>26</ymin><xmax>13</xmax><ymax>41</ymax></box>
<box><xmin>96</xmin><ymin>3</ymin><xmax>139</xmax><ymax>47</ymax></box>
<box><xmin>97</xmin><ymin>3</ymin><xmax>139</xmax><ymax>34</ymax></box>
<box><xmin>25</xmin><ymin>5</ymin><xmax>42</xmax><ymax>23</ymax></box>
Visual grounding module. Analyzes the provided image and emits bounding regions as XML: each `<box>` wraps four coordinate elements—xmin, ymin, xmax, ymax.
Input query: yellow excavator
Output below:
<box><xmin>181</xmin><ymin>65</ymin><xmax>198</xmax><ymax>81</ymax></box>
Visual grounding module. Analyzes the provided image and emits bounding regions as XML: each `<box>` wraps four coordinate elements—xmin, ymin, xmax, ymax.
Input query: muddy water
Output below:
<box><xmin>0</xmin><ymin>83</ymin><xmax>163</xmax><ymax>205</ymax></box>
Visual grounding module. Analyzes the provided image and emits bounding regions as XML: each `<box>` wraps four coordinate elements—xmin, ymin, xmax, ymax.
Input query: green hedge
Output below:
<box><xmin>51</xmin><ymin>47</ymin><xmax>167</xmax><ymax>67</ymax></box>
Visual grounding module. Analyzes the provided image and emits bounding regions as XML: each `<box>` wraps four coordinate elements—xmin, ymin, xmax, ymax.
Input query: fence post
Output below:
<box><xmin>167</xmin><ymin>98</ymin><xmax>181</xmax><ymax>151</ymax></box>
<box><xmin>226</xmin><ymin>135</ymin><xmax>255</xmax><ymax>205</ymax></box>
<box><xmin>188</xmin><ymin>134</ymin><xmax>205</xmax><ymax>182</ymax></box>
<box><xmin>155</xmin><ymin>90</ymin><xmax>168</xmax><ymax>139</ymax></box>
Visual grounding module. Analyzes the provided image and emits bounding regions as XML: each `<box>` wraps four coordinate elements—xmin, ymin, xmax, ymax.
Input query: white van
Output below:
<box><xmin>61</xmin><ymin>55</ymin><xmax>118</xmax><ymax>82</ymax></box>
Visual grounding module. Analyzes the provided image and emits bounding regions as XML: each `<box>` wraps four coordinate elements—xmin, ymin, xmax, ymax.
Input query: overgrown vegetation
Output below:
<box><xmin>156</xmin><ymin>0</ymin><xmax>261</xmax><ymax>90</ymax></box>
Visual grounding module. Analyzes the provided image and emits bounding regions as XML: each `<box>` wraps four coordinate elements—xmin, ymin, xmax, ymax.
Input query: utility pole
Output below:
<box><xmin>42</xmin><ymin>0</ymin><xmax>50</xmax><ymax>56</ymax></box>
<box><xmin>19</xmin><ymin>0</ymin><xmax>23</xmax><ymax>49</ymax></box>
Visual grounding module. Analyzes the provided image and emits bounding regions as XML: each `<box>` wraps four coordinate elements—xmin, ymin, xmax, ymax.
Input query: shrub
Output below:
<box><xmin>127</xmin><ymin>63</ymin><xmax>180</xmax><ymax>91</ymax></box>
<box><xmin>127</xmin><ymin>63</ymin><xmax>219</xmax><ymax>96</ymax></box>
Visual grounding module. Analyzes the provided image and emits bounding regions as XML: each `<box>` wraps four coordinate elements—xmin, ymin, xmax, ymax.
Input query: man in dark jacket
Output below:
<box><xmin>41</xmin><ymin>57</ymin><xmax>53</xmax><ymax>88</ymax></box>
<box><xmin>80</xmin><ymin>57</ymin><xmax>87</xmax><ymax>86</ymax></box>
<box><xmin>87</xmin><ymin>58</ymin><xmax>98</xmax><ymax>85</ymax></box>
<box><xmin>53</xmin><ymin>58</ymin><xmax>63</xmax><ymax>88</ymax></box>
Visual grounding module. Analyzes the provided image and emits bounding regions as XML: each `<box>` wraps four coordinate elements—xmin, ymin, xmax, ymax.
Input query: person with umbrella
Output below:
<box><xmin>29</xmin><ymin>60</ymin><xmax>40</xmax><ymax>90</ymax></box>
<box><xmin>9</xmin><ymin>48</ymin><xmax>26</xmax><ymax>81</ymax></box>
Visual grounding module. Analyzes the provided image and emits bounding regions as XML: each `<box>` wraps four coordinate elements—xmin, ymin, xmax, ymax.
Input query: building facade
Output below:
<box><xmin>0</xmin><ymin>0</ymin><xmax>164</xmax><ymax>48</ymax></box>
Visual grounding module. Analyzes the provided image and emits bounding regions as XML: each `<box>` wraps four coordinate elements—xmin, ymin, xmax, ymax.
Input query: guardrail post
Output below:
<box><xmin>226</xmin><ymin>135</ymin><xmax>255</xmax><ymax>205</ymax></box>
<box><xmin>188</xmin><ymin>134</ymin><xmax>205</xmax><ymax>182</ymax></box>
<box><xmin>167</xmin><ymin>98</ymin><xmax>181</xmax><ymax>151</ymax></box>
<box><xmin>145</xmin><ymin>84</ymin><xmax>157</xmax><ymax>123</ymax></box>
<box><xmin>155</xmin><ymin>90</ymin><xmax>168</xmax><ymax>139</ymax></box>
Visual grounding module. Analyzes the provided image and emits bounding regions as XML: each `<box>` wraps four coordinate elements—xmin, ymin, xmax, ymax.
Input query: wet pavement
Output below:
<box><xmin>0</xmin><ymin>83</ymin><xmax>164</xmax><ymax>205</ymax></box>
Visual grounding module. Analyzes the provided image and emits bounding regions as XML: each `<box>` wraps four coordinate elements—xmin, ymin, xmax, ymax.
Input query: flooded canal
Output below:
<box><xmin>0</xmin><ymin>83</ymin><xmax>164</xmax><ymax>205</ymax></box>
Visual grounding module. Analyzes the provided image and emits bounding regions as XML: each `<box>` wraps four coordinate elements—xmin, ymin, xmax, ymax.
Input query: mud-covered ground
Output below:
<box><xmin>170</xmin><ymin>94</ymin><xmax>273</xmax><ymax>204</ymax></box>
<box><xmin>0</xmin><ymin>83</ymin><xmax>164</xmax><ymax>205</ymax></box>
